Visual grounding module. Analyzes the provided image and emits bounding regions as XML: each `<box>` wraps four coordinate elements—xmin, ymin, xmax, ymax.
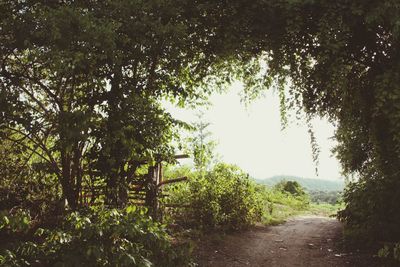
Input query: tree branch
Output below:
<box><xmin>4</xmin><ymin>127</ymin><xmax>61</xmax><ymax>174</ymax></box>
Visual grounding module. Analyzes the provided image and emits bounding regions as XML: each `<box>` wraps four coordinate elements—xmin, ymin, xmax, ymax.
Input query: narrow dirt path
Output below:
<box><xmin>194</xmin><ymin>215</ymin><xmax>377</xmax><ymax>267</ymax></box>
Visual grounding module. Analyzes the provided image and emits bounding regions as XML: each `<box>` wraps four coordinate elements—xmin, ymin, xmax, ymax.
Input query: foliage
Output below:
<box><xmin>257</xmin><ymin>177</ymin><xmax>343</xmax><ymax>204</ymax></box>
<box><xmin>268</xmin><ymin>188</ymin><xmax>309</xmax><ymax>210</ymax></box>
<box><xmin>261</xmin><ymin>185</ymin><xmax>341</xmax><ymax>223</ymax></box>
<box><xmin>377</xmin><ymin>242</ymin><xmax>400</xmax><ymax>264</ymax></box>
<box><xmin>0</xmin><ymin>138</ymin><xmax>59</xmax><ymax>215</ymax></box>
<box><xmin>308</xmin><ymin>203</ymin><xmax>343</xmax><ymax>217</ymax></box>
<box><xmin>256</xmin><ymin>176</ymin><xmax>344</xmax><ymax>192</ymax></box>
<box><xmin>309</xmin><ymin>190</ymin><xmax>341</xmax><ymax>205</ymax></box>
<box><xmin>0</xmin><ymin>0</ymin><xmax>254</xmax><ymax>209</ymax></box>
<box><xmin>338</xmin><ymin>178</ymin><xmax>400</xmax><ymax>244</ymax></box>
<box><xmin>1</xmin><ymin>0</ymin><xmax>400</xmax><ymax>251</ymax></box>
<box><xmin>377</xmin><ymin>245</ymin><xmax>390</xmax><ymax>259</ymax></box>
<box><xmin>260</xmin><ymin>0</ymin><xmax>400</xmax><ymax>243</ymax></box>
<box><xmin>257</xmin><ymin>177</ymin><xmax>342</xmax><ymax>206</ymax></box>
<box><xmin>165</xmin><ymin>166</ymin><xmax>319</xmax><ymax>228</ymax></box>
<box><xmin>186</xmin><ymin>111</ymin><xmax>217</xmax><ymax>177</ymax></box>
<box><xmin>188</xmin><ymin>0</ymin><xmax>400</xmax><ymax>245</ymax></box>
<box><xmin>274</xmin><ymin>180</ymin><xmax>307</xmax><ymax>197</ymax></box>
<box><xmin>261</xmin><ymin>184</ymin><xmax>310</xmax><ymax>225</ymax></box>
<box><xmin>0</xmin><ymin>209</ymin><xmax>31</xmax><ymax>235</ymax></box>
<box><xmin>165</xmin><ymin>164</ymin><xmax>264</xmax><ymax>230</ymax></box>
<box><xmin>0</xmin><ymin>206</ymin><xmax>190</xmax><ymax>267</ymax></box>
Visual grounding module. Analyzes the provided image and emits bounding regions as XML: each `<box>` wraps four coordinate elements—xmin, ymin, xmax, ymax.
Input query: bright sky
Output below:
<box><xmin>165</xmin><ymin>82</ymin><xmax>342</xmax><ymax>180</ymax></box>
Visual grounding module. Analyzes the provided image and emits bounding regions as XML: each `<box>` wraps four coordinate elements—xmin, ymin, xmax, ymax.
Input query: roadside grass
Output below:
<box><xmin>262</xmin><ymin>187</ymin><xmax>343</xmax><ymax>225</ymax></box>
<box><xmin>262</xmin><ymin>204</ymin><xmax>305</xmax><ymax>225</ymax></box>
<box><xmin>262</xmin><ymin>189</ymin><xmax>310</xmax><ymax>225</ymax></box>
<box><xmin>307</xmin><ymin>203</ymin><xmax>344</xmax><ymax>217</ymax></box>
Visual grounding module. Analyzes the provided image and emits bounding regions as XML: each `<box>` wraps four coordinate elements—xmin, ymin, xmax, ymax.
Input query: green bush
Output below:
<box><xmin>266</xmin><ymin>189</ymin><xmax>309</xmax><ymax>210</ymax></box>
<box><xmin>166</xmin><ymin>163</ymin><xmax>265</xmax><ymax>230</ymax></box>
<box><xmin>0</xmin><ymin>209</ymin><xmax>32</xmax><ymax>235</ymax></box>
<box><xmin>377</xmin><ymin>242</ymin><xmax>400</xmax><ymax>264</ymax></box>
<box><xmin>271</xmin><ymin>181</ymin><xmax>310</xmax><ymax>209</ymax></box>
<box><xmin>274</xmin><ymin>180</ymin><xmax>306</xmax><ymax>197</ymax></box>
<box><xmin>0</xmin><ymin>206</ymin><xmax>190</xmax><ymax>267</ymax></box>
<box><xmin>309</xmin><ymin>190</ymin><xmax>341</xmax><ymax>205</ymax></box>
<box><xmin>0</xmin><ymin>138</ymin><xmax>60</xmax><ymax>216</ymax></box>
<box><xmin>338</xmin><ymin>177</ymin><xmax>400</xmax><ymax>245</ymax></box>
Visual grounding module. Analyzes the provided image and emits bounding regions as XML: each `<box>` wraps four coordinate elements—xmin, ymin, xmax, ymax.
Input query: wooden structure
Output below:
<box><xmin>140</xmin><ymin>154</ymin><xmax>189</xmax><ymax>219</ymax></box>
<box><xmin>81</xmin><ymin>154</ymin><xmax>189</xmax><ymax>220</ymax></box>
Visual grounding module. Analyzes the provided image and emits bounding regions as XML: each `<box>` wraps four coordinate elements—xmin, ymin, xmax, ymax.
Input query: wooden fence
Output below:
<box><xmin>80</xmin><ymin>154</ymin><xmax>189</xmax><ymax>220</ymax></box>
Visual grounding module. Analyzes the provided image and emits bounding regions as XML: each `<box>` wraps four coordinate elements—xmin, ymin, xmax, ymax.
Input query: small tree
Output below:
<box><xmin>275</xmin><ymin>180</ymin><xmax>306</xmax><ymax>197</ymax></box>
<box><xmin>187</xmin><ymin>111</ymin><xmax>217</xmax><ymax>177</ymax></box>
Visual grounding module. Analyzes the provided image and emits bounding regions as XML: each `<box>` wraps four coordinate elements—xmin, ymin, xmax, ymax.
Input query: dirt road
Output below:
<box><xmin>194</xmin><ymin>215</ymin><xmax>378</xmax><ymax>267</ymax></box>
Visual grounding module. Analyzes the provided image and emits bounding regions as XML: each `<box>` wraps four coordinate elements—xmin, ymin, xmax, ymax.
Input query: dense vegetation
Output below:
<box><xmin>257</xmin><ymin>176</ymin><xmax>343</xmax><ymax>205</ymax></box>
<box><xmin>163</xmin><ymin>163</ymin><xmax>316</xmax><ymax>228</ymax></box>
<box><xmin>1</xmin><ymin>0</ymin><xmax>400</xmax><ymax>264</ymax></box>
<box><xmin>309</xmin><ymin>190</ymin><xmax>341</xmax><ymax>205</ymax></box>
<box><xmin>257</xmin><ymin>176</ymin><xmax>344</xmax><ymax>192</ymax></box>
<box><xmin>1</xmin><ymin>207</ymin><xmax>189</xmax><ymax>266</ymax></box>
<box><xmin>165</xmin><ymin>163</ymin><xmax>264</xmax><ymax>231</ymax></box>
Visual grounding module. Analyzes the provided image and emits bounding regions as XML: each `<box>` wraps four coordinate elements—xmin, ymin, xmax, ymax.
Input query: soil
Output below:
<box><xmin>194</xmin><ymin>215</ymin><xmax>381</xmax><ymax>267</ymax></box>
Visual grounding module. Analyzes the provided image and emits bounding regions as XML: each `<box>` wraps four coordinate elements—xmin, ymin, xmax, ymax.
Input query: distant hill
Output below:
<box><xmin>255</xmin><ymin>175</ymin><xmax>345</xmax><ymax>192</ymax></box>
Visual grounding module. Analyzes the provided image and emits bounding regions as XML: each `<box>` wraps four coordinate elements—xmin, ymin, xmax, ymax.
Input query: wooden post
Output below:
<box><xmin>141</xmin><ymin>156</ymin><xmax>189</xmax><ymax>221</ymax></box>
<box><xmin>158</xmin><ymin>163</ymin><xmax>163</xmax><ymax>185</ymax></box>
<box><xmin>145</xmin><ymin>166</ymin><xmax>158</xmax><ymax>219</ymax></box>
<box><xmin>157</xmin><ymin>163</ymin><xmax>164</xmax><ymax>221</ymax></box>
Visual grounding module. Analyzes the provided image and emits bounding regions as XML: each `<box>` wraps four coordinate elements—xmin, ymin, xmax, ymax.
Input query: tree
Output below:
<box><xmin>187</xmin><ymin>111</ymin><xmax>217</xmax><ymax>176</ymax></box>
<box><xmin>275</xmin><ymin>180</ymin><xmax>306</xmax><ymax>197</ymax></box>
<box><xmin>0</xmin><ymin>0</ymin><xmax>263</xmax><ymax>209</ymax></box>
<box><xmin>0</xmin><ymin>1</ymin><xmax>192</xmax><ymax>208</ymax></box>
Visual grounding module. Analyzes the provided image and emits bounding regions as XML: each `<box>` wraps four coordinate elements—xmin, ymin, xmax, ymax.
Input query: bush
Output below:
<box><xmin>338</xmin><ymin>178</ymin><xmax>400</xmax><ymax>245</ymax></box>
<box><xmin>0</xmin><ymin>206</ymin><xmax>190</xmax><ymax>267</ymax></box>
<box><xmin>0</xmin><ymin>139</ymin><xmax>59</xmax><ymax>216</ymax></box>
<box><xmin>166</xmin><ymin>163</ymin><xmax>265</xmax><ymax>230</ymax></box>
<box><xmin>251</xmin><ymin>181</ymin><xmax>311</xmax><ymax>225</ymax></box>
<box><xmin>266</xmin><ymin>189</ymin><xmax>309</xmax><ymax>210</ymax></box>
<box><xmin>274</xmin><ymin>180</ymin><xmax>306</xmax><ymax>197</ymax></box>
<box><xmin>377</xmin><ymin>242</ymin><xmax>400</xmax><ymax>264</ymax></box>
<box><xmin>0</xmin><ymin>209</ymin><xmax>32</xmax><ymax>235</ymax></box>
<box><xmin>272</xmin><ymin>180</ymin><xmax>309</xmax><ymax>208</ymax></box>
<box><xmin>309</xmin><ymin>190</ymin><xmax>341</xmax><ymax>205</ymax></box>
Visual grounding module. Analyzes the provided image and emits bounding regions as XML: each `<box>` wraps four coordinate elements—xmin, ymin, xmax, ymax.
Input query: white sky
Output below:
<box><xmin>165</xmin><ymin>82</ymin><xmax>342</xmax><ymax>180</ymax></box>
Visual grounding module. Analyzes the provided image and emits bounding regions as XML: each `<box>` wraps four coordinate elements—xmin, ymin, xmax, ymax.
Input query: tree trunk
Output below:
<box><xmin>60</xmin><ymin>150</ymin><xmax>78</xmax><ymax>210</ymax></box>
<box><xmin>105</xmin><ymin>64</ymin><xmax>125</xmax><ymax>207</ymax></box>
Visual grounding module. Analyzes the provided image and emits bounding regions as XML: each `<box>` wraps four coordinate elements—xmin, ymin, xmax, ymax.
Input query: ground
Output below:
<box><xmin>194</xmin><ymin>215</ymin><xmax>381</xmax><ymax>267</ymax></box>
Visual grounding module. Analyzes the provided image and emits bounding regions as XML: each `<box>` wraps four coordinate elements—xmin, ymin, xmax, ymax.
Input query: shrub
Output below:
<box><xmin>0</xmin><ymin>206</ymin><xmax>190</xmax><ymax>267</ymax></box>
<box><xmin>275</xmin><ymin>180</ymin><xmax>306</xmax><ymax>197</ymax></box>
<box><xmin>377</xmin><ymin>242</ymin><xmax>400</xmax><ymax>264</ymax></box>
<box><xmin>338</xmin><ymin>177</ymin><xmax>400</xmax><ymax>245</ymax></box>
<box><xmin>166</xmin><ymin>163</ymin><xmax>265</xmax><ymax>230</ymax></box>
<box><xmin>0</xmin><ymin>209</ymin><xmax>32</xmax><ymax>235</ymax></box>
<box><xmin>309</xmin><ymin>190</ymin><xmax>341</xmax><ymax>205</ymax></box>
<box><xmin>272</xmin><ymin>180</ymin><xmax>310</xmax><ymax>208</ymax></box>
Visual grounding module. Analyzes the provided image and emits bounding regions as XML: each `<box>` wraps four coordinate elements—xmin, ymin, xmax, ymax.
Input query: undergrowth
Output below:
<box><xmin>0</xmin><ymin>206</ymin><xmax>191</xmax><ymax>267</ymax></box>
<box><xmin>163</xmin><ymin>165</ymin><xmax>318</xmax><ymax>229</ymax></box>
